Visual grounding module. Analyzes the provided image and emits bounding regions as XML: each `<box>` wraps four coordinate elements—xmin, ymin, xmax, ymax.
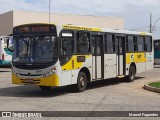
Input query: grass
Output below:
<box><xmin>148</xmin><ymin>82</ymin><xmax>160</xmax><ymax>88</ymax></box>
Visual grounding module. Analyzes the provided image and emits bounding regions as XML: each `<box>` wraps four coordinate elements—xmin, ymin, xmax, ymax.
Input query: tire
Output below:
<box><xmin>77</xmin><ymin>72</ymin><xmax>87</xmax><ymax>92</ymax></box>
<box><xmin>126</xmin><ymin>66</ymin><xmax>136</xmax><ymax>82</ymax></box>
<box><xmin>39</xmin><ymin>86</ymin><xmax>51</xmax><ymax>91</ymax></box>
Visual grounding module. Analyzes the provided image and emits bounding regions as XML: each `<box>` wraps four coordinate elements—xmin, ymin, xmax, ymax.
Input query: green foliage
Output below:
<box><xmin>148</xmin><ymin>82</ymin><xmax>160</xmax><ymax>88</ymax></box>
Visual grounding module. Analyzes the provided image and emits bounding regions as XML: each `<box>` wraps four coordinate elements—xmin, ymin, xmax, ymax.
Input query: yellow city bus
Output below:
<box><xmin>7</xmin><ymin>23</ymin><xmax>153</xmax><ymax>92</ymax></box>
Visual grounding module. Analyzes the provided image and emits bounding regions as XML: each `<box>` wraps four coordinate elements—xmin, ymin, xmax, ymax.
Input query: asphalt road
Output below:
<box><xmin>0</xmin><ymin>67</ymin><xmax>160</xmax><ymax>120</ymax></box>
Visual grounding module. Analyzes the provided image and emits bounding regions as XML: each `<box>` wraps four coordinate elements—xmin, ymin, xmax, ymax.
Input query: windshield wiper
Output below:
<box><xmin>20</xmin><ymin>37</ymin><xmax>30</xmax><ymax>62</ymax></box>
<box><xmin>20</xmin><ymin>36</ymin><xmax>44</xmax><ymax>63</ymax></box>
<box><xmin>33</xmin><ymin>36</ymin><xmax>45</xmax><ymax>47</ymax></box>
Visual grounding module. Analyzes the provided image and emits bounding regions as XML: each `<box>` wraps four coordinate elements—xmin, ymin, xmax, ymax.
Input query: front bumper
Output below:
<box><xmin>12</xmin><ymin>73</ymin><xmax>59</xmax><ymax>87</ymax></box>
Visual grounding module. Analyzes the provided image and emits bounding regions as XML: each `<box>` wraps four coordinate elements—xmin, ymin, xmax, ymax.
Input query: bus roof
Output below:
<box><xmin>13</xmin><ymin>23</ymin><xmax>152</xmax><ymax>36</ymax></box>
<box><xmin>14</xmin><ymin>23</ymin><xmax>56</xmax><ymax>28</ymax></box>
<box><xmin>61</xmin><ymin>24</ymin><xmax>152</xmax><ymax>36</ymax></box>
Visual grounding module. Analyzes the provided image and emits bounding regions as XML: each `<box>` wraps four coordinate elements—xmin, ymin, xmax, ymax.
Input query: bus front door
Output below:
<box><xmin>116</xmin><ymin>36</ymin><xmax>126</xmax><ymax>76</ymax></box>
<box><xmin>92</xmin><ymin>35</ymin><xmax>104</xmax><ymax>80</ymax></box>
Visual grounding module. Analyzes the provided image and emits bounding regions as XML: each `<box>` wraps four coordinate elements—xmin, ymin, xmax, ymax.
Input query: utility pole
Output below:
<box><xmin>49</xmin><ymin>0</ymin><xmax>52</xmax><ymax>23</ymax></box>
<box><xmin>150</xmin><ymin>13</ymin><xmax>160</xmax><ymax>33</ymax></box>
<box><xmin>150</xmin><ymin>13</ymin><xmax>152</xmax><ymax>33</ymax></box>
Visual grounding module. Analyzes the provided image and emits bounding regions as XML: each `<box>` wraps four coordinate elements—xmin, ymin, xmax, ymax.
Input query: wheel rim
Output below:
<box><xmin>79</xmin><ymin>76</ymin><xmax>85</xmax><ymax>88</ymax></box>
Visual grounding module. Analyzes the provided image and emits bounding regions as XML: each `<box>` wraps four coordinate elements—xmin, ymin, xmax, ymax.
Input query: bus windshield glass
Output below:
<box><xmin>13</xmin><ymin>36</ymin><xmax>58</xmax><ymax>64</ymax></box>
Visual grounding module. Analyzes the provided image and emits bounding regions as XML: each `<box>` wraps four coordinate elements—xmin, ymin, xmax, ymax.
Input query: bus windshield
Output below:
<box><xmin>13</xmin><ymin>36</ymin><xmax>58</xmax><ymax>64</ymax></box>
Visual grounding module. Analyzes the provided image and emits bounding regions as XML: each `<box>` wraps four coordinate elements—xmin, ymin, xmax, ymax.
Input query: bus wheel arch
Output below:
<box><xmin>76</xmin><ymin>67</ymin><xmax>91</xmax><ymax>92</ymax></box>
<box><xmin>79</xmin><ymin>67</ymin><xmax>91</xmax><ymax>82</ymax></box>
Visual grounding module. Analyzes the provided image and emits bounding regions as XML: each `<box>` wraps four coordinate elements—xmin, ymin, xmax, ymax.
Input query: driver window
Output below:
<box><xmin>60</xmin><ymin>31</ymin><xmax>74</xmax><ymax>66</ymax></box>
<box><xmin>62</xmin><ymin>38</ymin><xmax>74</xmax><ymax>55</ymax></box>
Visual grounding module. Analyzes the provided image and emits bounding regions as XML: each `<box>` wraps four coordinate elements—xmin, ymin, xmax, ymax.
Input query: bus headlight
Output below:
<box><xmin>43</xmin><ymin>67</ymin><xmax>57</xmax><ymax>77</ymax></box>
<box><xmin>43</xmin><ymin>71</ymin><xmax>54</xmax><ymax>78</ymax></box>
<box><xmin>43</xmin><ymin>74</ymin><xmax>47</xmax><ymax>77</ymax></box>
<box><xmin>12</xmin><ymin>71</ymin><xmax>18</xmax><ymax>76</ymax></box>
<box><xmin>52</xmin><ymin>67</ymin><xmax>57</xmax><ymax>73</ymax></box>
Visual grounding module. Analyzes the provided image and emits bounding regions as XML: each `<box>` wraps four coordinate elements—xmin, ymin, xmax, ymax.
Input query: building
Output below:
<box><xmin>0</xmin><ymin>10</ymin><xmax>124</xmax><ymax>36</ymax></box>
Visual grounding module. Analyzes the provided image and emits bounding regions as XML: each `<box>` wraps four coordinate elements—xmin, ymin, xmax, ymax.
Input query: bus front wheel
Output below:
<box><xmin>126</xmin><ymin>66</ymin><xmax>136</xmax><ymax>82</ymax></box>
<box><xmin>77</xmin><ymin>72</ymin><xmax>87</xmax><ymax>92</ymax></box>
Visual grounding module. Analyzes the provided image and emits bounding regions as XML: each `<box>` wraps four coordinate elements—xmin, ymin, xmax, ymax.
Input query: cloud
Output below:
<box><xmin>0</xmin><ymin>0</ymin><xmax>160</xmax><ymax>38</ymax></box>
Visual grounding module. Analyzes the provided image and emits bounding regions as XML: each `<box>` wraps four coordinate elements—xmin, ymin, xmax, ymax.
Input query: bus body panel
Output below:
<box><xmin>92</xmin><ymin>56</ymin><xmax>96</xmax><ymax>79</ymax></box>
<box><xmin>1</xmin><ymin>49</ymin><xmax>12</xmax><ymax>65</ymax></box>
<box><xmin>61</xmin><ymin>71</ymin><xmax>72</xmax><ymax>86</ymax></box>
<box><xmin>126</xmin><ymin>64</ymin><xmax>130</xmax><ymax>76</ymax></box>
<box><xmin>136</xmin><ymin>63</ymin><xmax>146</xmax><ymax>73</ymax></box>
<box><xmin>154</xmin><ymin>40</ymin><xmax>160</xmax><ymax>65</ymax></box>
<box><xmin>12</xmin><ymin>73</ymin><xmax>59</xmax><ymax>86</ymax></box>
<box><xmin>70</xmin><ymin>69</ymin><xmax>80</xmax><ymax>84</ymax></box>
<box><xmin>96</xmin><ymin>56</ymin><xmax>102</xmax><ymax>79</ymax></box>
<box><xmin>146</xmin><ymin>52</ymin><xmax>154</xmax><ymax>71</ymax></box>
<box><xmin>154</xmin><ymin>51</ymin><xmax>160</xmax><ymax>59</ymax></box>
<box><xmin>12</xmin><ymin>54</ymin><xmax>93</xmax><ymax>87</ymax></box>
<box><xmin>126</xmin><ymin>52</ymin><xmax>147</xmax><ymax>74</ymax></box>
<box><xmin>61</xmin><ymin>55</ymin><xmax>92</xmax><ymax>85</ymax></box>
<box><xmin>104</xmin><ymin>54</ymin><xmax>117</xmax><ymax>79</ymax></box>
<box><xmin>81</xmin><ymin>55</ymin><xmax>93</xmax><ymax>81</ymax></box>
<box><xmin>117</xmin><ymin>55</ymin><xmax>124</xmax><ymax>75</ymax></box>
<box><xmin>0</xmin><ymin>36</ymin><xmax>12</xmax><ymax>66</ymax></box>
<box><xmin>154</xmin><ymin>50</ymin><xmax>160</xmax><ymax>64</ymax></box>
<box><xmin>12</xmin><ymin>62</ymin><xmax>60</xmax><ymax>87</ymax></box>
<box><xmin>126</xmin><ymin>52</ymin><xmax>153</xmax><ymax>74</ymax></box>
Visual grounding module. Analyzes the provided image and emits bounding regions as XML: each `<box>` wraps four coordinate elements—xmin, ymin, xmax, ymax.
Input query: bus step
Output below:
<box><xmin>117</xmin><ymin>75</ymin><xmax>125</xmax><ymax>78</ymax></box>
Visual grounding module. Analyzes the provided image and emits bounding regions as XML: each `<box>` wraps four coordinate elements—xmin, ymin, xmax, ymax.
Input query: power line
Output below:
<box><xmin>154</xmin><ymin>26</ymin><xmax>160</xmax><ymax>28</ymax></box>
<box><xmin>153</xmin><ymin>28</ymin><xmax>160</xmax><ymax>30</ymax></box>
<box><xmin>130</xmin><ymin>26</ymin><xmax>149</xmax><ymax>31</ymax></box>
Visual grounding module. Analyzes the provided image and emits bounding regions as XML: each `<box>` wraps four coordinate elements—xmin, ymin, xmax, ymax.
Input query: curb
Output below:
<box><xmin>144</xmin><ymin>84</ymin><xmax>160</xmax><ymax>93</ymax></box>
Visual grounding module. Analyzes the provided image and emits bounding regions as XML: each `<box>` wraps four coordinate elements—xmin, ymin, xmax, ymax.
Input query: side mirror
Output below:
<box><xmin>7</xmin><ymin>37</ymin><xmax>14</xmax><ymax>52</ymax></box>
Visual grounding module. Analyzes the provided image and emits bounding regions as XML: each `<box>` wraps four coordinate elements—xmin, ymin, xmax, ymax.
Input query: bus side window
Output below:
<box><xmin>127</xmin><ymin>36</ymin><xmax>134</xmax><ymax>52</ymax></box>
<box><xmin>145</xmin><ymin>36</ymin><xmax>152</xmax><ymax>52</ymax></box>
<box><xmin>126</xmin><ymin>36</ymin><xmax>138</xmax><ymax>52</ymax></box>
<box><xmin>105</xmin><ymin>34</ymin><xmax>115</xmax><ymax>53</ymax></box>
<box><xmin>154</xmin><ymin>42</ymin><xmax>159</xmax><ymax>51</ymax></box>
<box><xmin>77</xmin><ymin>32</ymin><xmax>90</xmax><ymax>54</ymax></box>
<box><xmin>137</xmin><ymin>36</ymin><xmax>145</xmax><ymax>52</ymax></box>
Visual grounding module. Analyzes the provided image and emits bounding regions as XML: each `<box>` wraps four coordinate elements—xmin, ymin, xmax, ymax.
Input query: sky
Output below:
<box><xmin>0</xmin><ymin>0</ymin><xmax>160</xmax><ymax>38</ymax></box>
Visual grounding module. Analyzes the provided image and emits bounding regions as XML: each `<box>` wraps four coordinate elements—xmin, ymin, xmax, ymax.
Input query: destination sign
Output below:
<box><xmin>31</xmin><ymin>27</ymin><xmax>49</xmax><ymax>32</ymax></box>
<box><xmin>13</xmin><ymin>24</ymin><xmax>57</xmax><ymax>35</ymax></box>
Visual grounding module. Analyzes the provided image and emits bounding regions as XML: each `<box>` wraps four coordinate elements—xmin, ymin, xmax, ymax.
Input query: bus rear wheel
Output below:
<box><xmin>77</xmin><ymin>72</ymin><xmax>87</xmax><ymax>92</ymax></box>
<box><xmin>39</xmin><ymin>86</ymin><xmax>51</xmax><ymax>91</ymax></box>
<box><xmin>126</xmin><ymin>66</ymin><xmax>136</xmax><ymax>82</ymax></box>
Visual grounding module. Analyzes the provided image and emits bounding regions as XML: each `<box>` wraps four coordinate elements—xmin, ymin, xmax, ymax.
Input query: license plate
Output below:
<box><xmin>25</xmin><ymin>79</ymin><xmax>34</xmax><ymax>83</ymax></box>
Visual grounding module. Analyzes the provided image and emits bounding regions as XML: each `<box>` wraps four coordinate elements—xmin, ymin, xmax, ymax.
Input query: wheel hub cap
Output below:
<box><xmin>80</xmin><ymin>77</ymin><xmax>85</xmax><ymax>87</ymax></box>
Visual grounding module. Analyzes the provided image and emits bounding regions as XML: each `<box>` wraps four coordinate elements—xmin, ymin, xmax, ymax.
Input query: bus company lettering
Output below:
<box><xmin>137</xmin><ymin>54</ymin><xmax>142</xmax><ymax>59</ymax></box>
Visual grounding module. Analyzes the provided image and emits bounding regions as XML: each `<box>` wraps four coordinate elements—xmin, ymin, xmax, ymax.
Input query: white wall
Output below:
<box><xmin>13</xmin><ymin>11</ymin><xmax>124</xmax><ymax>29</ymax></box>
<box><xmin>0</xmin><ymin>10</ymin><xmax>124</xmax><ymax>36</ymax></box>
<box><xmin>0</xmin><ymin>11</ymin><xmax>13</xmax><ymax>36</ymax></box>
